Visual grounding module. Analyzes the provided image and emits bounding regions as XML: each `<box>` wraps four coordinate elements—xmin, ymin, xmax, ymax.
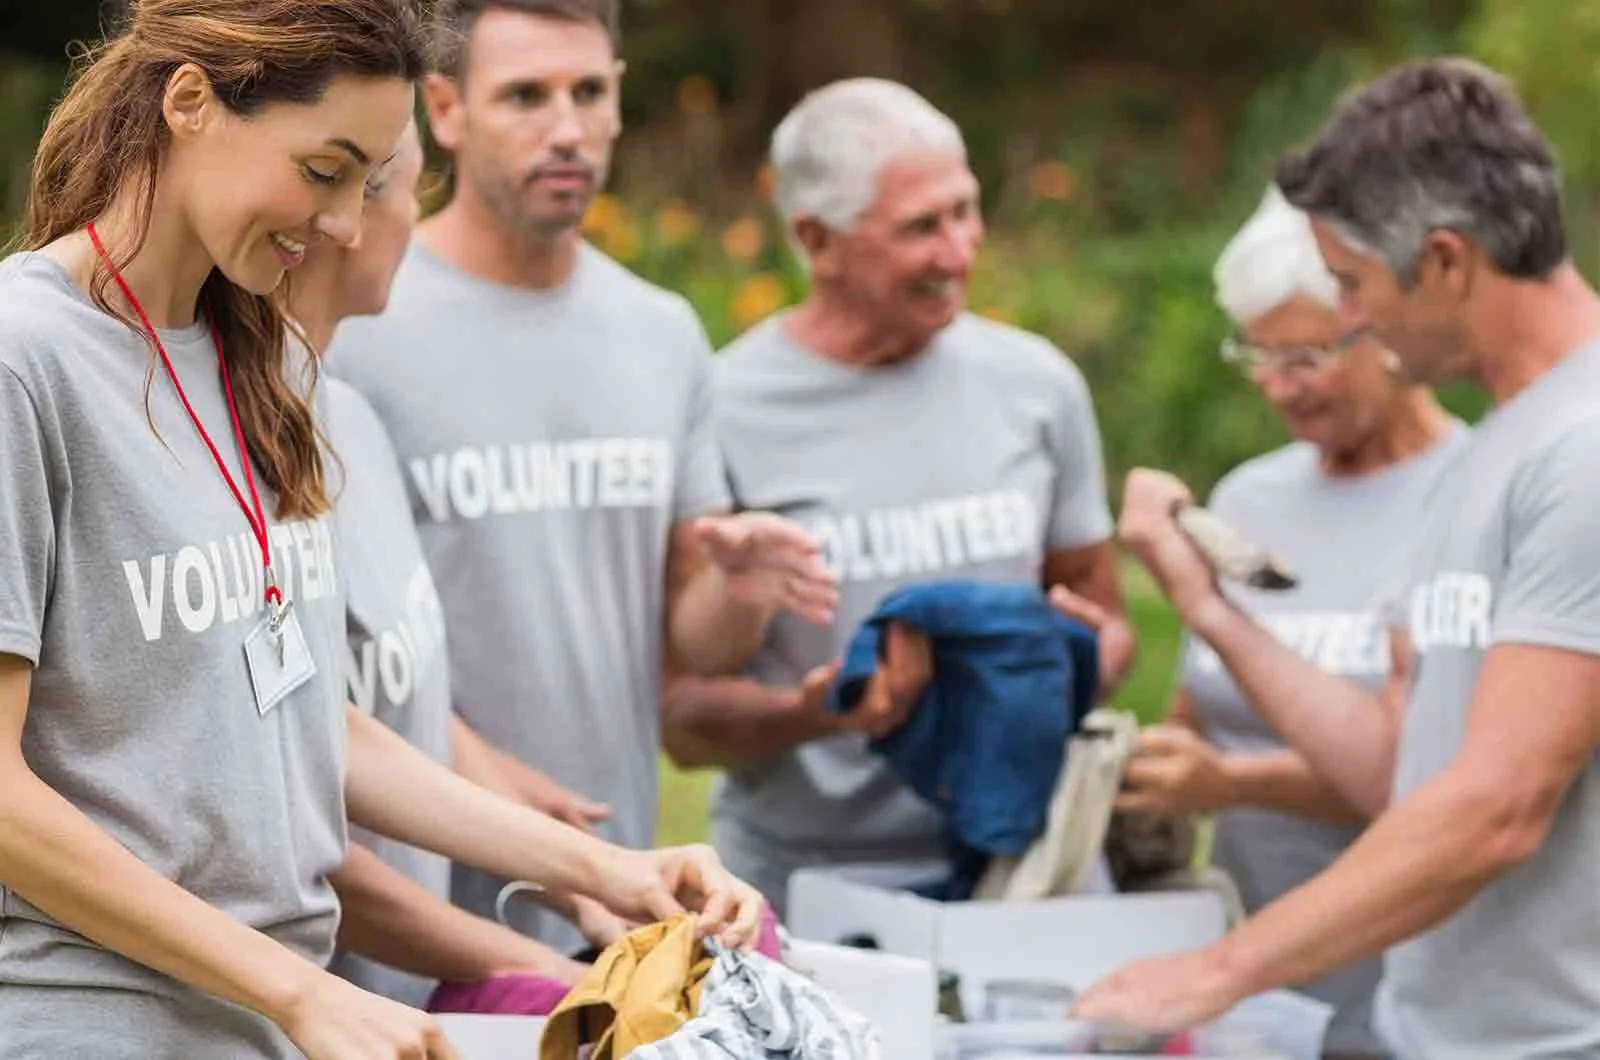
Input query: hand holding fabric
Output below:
<box><xmin>591</xmin><ymin>844</ymin><xmax>766</xmax><ymax>951</ymax></box>
<box><xmin>841</xmin><ymin>622</ymin><xmax>931</xmax><ymax>739</ymax></box>
<box><xmin>1117</xmin><ymin>469</ymin><xmax>1224</xmax><ymax>621</ymax></box>
<box><xmin>1116</xmin><ymin>724</ymin><xmax>1236</xmax><ymax>816</ymax></box>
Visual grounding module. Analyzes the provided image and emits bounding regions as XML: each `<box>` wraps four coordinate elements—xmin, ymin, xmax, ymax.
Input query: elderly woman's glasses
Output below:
<box><xmin>1219</xmin><ymin>329</ymin><xmax>1367</xmax><ymax>376</ymax></box>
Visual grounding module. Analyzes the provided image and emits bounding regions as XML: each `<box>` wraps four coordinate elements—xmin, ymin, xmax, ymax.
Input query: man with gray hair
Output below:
<box><xmin>1075</xmin><ymin>57</ymin><xmax>1600</xmax><ymax>1060</ymax></box>
<box><xmin>664</xmin><ymin>78</ymin><xmax>1137</xmax><ymax>913</ymax></box>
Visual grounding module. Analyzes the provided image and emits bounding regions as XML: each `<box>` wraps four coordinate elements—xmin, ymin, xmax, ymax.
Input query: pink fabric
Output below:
<box><xmin>754</xmin><ymin>903</ymin><xmax>783</xmax><ymax>961</ymax></box>
<box><xmin>426</xmin><ymin>973</ymin><xmax>571</xmax><ymax>1016</ymax></box>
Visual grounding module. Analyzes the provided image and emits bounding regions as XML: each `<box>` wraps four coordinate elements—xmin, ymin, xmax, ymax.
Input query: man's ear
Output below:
<box><xmin>422</xmin><ymin>73</ymin><xmax>466</xmax><ymax>154</ymax></box>
<box><xmin>1416</xmin><ymin>228</ymin><xmax>1476</xmax><ymax>300</ymax></box>
<box><xmin>793</xmin><ymin>216</ymin><xmax>838</xmax><ymax>278</ymax></box>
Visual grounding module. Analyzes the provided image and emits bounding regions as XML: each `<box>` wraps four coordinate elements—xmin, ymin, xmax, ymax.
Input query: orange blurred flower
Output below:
<box><xmin>582</xmin><ymin>192</ymin><xmax>626</xmax><ymax>234</ymax></box>
<box><xmin>676</xmin><ymin>75</ymin><xmax>718</xmax><ymax>115</ymax></box>
<box><xmin>731</xmin><ymin>273</ymin><xmax>787</xmax><ymax>331</ymax></box>
<box><xmin>1028</xmin><ymin>161</ymin><xmax>1078</xmax><ymax>203</ymax></box>
<box><xmin>654</xmin><ymin>200</ymin><xmax>700</xmax><ymax>247</ymax></box>
<box><xmin>720</xmin><ymin>217</ymin><xmax>766</xmax><ymax>263</ymax></box>
<box><xmin>599</xmin><ymin>218</ymin><xmax>641</xmax><ymax>263</ymax></box>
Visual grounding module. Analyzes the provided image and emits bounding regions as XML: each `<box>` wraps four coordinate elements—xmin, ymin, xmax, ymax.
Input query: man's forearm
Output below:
<box><xmin>1224</xmin><ymin>750</ymin><xmax>1367</xmax><ymax>823</ymax></box>
<box><xmin>1208</xmin><ymin>766</ymin><xmax>1532</xmax><ymax>998</ymax></box>
<box><xmin>344</xmin><ymin>705</ymin><xmax>607</xmax><ymax>900</ymax></box>
<box><xmin>668</xmin><ymin>565</ymin><xmax>773</xmax><ymax>677</ymax></box>
<box><xmin>332</xmin><ymin>843</ymin><xmax>584</xmax><ymax>985</ymax></box>
<box><xmin>1189</xmin><ymin>599</ymin><xmax>1396</xmax><ymax>816</ymax></box>
<box><xmin>662</xmin><ymin>674</ymin><xmax>836</xmax><ymax>768</ymax></box>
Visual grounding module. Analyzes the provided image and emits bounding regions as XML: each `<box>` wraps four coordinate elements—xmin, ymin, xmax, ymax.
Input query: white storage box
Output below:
<box><xmin>788</xmin><ymin>861</ymin><xmax>1228</xmax><ymax>991</ymax></box>
<box><xmin>435</xmin><ymin>1013</ymin><xmax>545</xmax><ymax>1059</ymax></box>
<box><xmin>783</xmin><ymin>937</ymin><xmax>940</xmax><ymax>1057</ymax></box>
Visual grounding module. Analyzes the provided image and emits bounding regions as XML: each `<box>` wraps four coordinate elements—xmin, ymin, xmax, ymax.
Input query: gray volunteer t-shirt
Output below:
<box><xmin>1376</xmin><ymin>340</ymin><xmax>1600</xmax><ymax>1060</ymax></box>
<box><xmin>0</xmin><ymin>253</ymin><xmax>347</xmax><ymax>1058</ymax></box>
<box><xmin>1179</xmin><ymin>425</ymin><xmax>1467</xmax><ymax>1057</ymax></box>
<box><xmin>324</xmin><ymin>378</ymin><xmax>455</xmax><ymax>1008</ymax></box>
<box><xmin>709</xmin><ymin>312</ymin><xmax>1114</xmax><ymax>911</ymax></box>
<box><xmin>327</xmin><ymin>240</ymin><xmax>729</xmax><ymax>952</ymax></box>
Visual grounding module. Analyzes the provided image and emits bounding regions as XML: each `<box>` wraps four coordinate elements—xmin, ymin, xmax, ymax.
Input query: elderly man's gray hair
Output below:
<box><xmin>1275</xmin><ymin>57</ymin><xmax>1566</xmax><ymax>285</ymax></box>
<box><xmin>771</xmin><ymin>78</ymin><xmax>966</xmax><ymax>234</ymax></box>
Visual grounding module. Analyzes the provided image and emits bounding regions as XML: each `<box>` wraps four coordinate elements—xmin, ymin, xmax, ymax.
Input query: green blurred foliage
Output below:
<box><xmin>4</xmin><ymin>0</ymin><xmax>1596</xmax><ymax>501</ymax></box>
<box><xmin>1463</xmin><ymin>0</ymin><xmax>1600</xmax><ymax>275</ymax></box>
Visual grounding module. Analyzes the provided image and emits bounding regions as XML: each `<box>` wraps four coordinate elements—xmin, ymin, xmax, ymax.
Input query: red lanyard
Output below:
<box><xmin>86</xmin><ymin>222</ymin><xmax>283</xmax><ymax>612</ymax></box>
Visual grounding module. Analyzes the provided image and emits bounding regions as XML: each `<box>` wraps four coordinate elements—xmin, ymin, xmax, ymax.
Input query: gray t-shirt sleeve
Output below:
<box><xmin>673</xmin><ymin>320</ymin><xmax>733</xmax><ymax>521</ymax></box>
<box><xmin>1492</xmin><ymin>423</ymin><xmax>1600</xmax><ymax>655</ymax></box>
<box><xmin>1042</xmin><ymin>353</ymin><xmax>1114</xmax><ymax>551</ymax></box>
<box><xmin>0</xmin><ymin>365</ymin><xmax>53</xmax><ymax>663</ymax></box>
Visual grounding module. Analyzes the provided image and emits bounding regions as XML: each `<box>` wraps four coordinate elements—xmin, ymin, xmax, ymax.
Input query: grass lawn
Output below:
<box><xmin>656</xmin><ymin>565</ymin><xmax>1184</xmax><ymax>847</ymax></box>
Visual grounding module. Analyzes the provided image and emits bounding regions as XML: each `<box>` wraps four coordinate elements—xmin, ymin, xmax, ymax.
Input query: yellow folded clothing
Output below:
<box><xmin>540</xmin><ymin>915</ymin><xmax>713</xmax><ymax>1060</ymax></box>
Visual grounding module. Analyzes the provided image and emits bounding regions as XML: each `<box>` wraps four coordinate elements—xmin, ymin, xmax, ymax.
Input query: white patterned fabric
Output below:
<box><xmin>627</xmin><ymin>945</ymin><xmax>881</xmax><ymax>1059</ymax></box>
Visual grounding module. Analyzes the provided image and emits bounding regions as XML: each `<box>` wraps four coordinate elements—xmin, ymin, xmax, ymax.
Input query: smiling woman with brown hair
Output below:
<box><xmin>0</xmin><ymin>2</ymin><xmax>456</xmax><ymax>1057</ymax></box>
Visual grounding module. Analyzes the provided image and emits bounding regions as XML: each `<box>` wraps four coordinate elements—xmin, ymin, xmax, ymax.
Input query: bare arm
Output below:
<box><xmin>446</xmin><ymin>713</ymin><xmax>625</xmax><ymax>945</ymax></box>
<box><xmin>1114</xmin><ymin>470</ymin><xmax>1402</xmax><ymax>817</ymax></box>
<box><xmin>347</xmin><ymin>705</ymin><xmax>602</xmax><ymax>897</ymax></box>
<box><xmin>447</xmin><ymin>713</ymin><xmax>523</xmax><ymax>800</ymax></box>
<box><xmin>449</xmin><ymin>712</ymin><xmax>611</xmax><ymax>828</ymax></box>
<box><xmin>0</xmin><ymin>656</ymin><xmax>313</xmax><ymax>1024</ymax></box>
<box><xmin>665</xmin><ymin>513</ymin><xmax>839</xmax><ymax>678</ymax></box>
<box><xmin>345</xmin><ymin>705</ymin><xmax>765</xmax><ymax>947</ymax></box>
<box><xmin>1185</xmin><ymin>601</ymin><xmax>1406</xmax><ymax>817</ymax></box>
<box><xmin>1079</xmin><ymin>644</ymin><xmax>1600</xmax><ymax>1028</ymax></box>
<box><xmin>661</xmin><ymin>666</ymin><xmax>843</xmax><ymax>770</ymax></box>
<box><xmin>1122</xmin><ymin>690</ymin><xmax>1366</xmax><ymax>824</ymax></box>
<box><xmin>1218</xmin><ymin>752</ymin><xmax>1367</xmax><ymax>823</ymax></box>
<box><xmin>665</xmin><ymin>518</ymin><xmax>777</xmax><ymax>677</ymax></box>
<box><xmin>332</xmin><ymin>842</ymin><xmax>587</xmax><ymax>986</ymax></box>
<box><xmin>0</xmin><ymin>656</ymin><xmax>449</xmax><ymax>1057</ymax></box>
<box><xmin>1082</xmin><ymin>644</ymin><xmax>1600</xmax><ymax>1030</ymax></box>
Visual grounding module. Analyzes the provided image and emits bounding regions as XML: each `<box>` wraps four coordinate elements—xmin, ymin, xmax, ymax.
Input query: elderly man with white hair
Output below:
<box><xmin>663</xmin><ymin>77</ymin><xmax>1137</xmax><ymax>912</ymax></box>
<box><xmin>1100</xmin><ymin>185</ymin><xmax>1466</xmax><ymax>1059</ymax></box>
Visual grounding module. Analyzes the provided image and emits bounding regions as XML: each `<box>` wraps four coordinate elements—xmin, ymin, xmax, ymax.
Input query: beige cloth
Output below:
<box><xmin>974</xmin><ymin>710</ymin><xmax>1247</xmax><ymax>926</ymax></box>
<box><xmin>540</xmin><ymin>915</ymin><xmax>712</xmax><ymax>1060</ymax></box>
<box><xmin>973</xmin><ymin>708</ymin><xmax>1140</xmax><ymax>900</ymax></box>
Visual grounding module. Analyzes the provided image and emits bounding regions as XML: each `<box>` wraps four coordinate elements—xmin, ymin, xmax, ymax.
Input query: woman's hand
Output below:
<box><xmin>277</xmin><ymin>969</ymin><xmax>460</xmax><ymax>1060</ymax></box>
<box><xmin>590</xmin><ymin>843</ymin><xmax>766</xmax><ymax>949</ymax></box>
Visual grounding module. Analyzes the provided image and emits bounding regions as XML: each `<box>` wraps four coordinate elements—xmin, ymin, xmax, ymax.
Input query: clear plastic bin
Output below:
<box><xmin>934</xmin><ymin>989</ymin><xmax>1331</xmax><ymax>1059</ymax></box>
<box><xmin>1187</xmin><ymin>990</ymin><xmax>1333</xmax><ymax>1060</ymax></box>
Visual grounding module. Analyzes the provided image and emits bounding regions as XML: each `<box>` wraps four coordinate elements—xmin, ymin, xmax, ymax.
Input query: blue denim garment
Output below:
<box><xmin>828</xmin><ymin>581</ymin><xmax>1099</xmax><ymax>897</ymax></box>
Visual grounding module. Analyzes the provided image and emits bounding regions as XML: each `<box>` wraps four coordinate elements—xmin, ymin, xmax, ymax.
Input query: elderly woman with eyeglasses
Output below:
<box><xmin>1114</xmin><ymin>187</ymin><xmax>1466</xmax><ymax>1059</ymax></box>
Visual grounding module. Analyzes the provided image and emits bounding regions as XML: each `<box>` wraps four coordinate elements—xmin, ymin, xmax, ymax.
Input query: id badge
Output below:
<box><xmin>243</xmin><ymin>603</ymin><xmax>316</xmax><ymax>717</ymax></box>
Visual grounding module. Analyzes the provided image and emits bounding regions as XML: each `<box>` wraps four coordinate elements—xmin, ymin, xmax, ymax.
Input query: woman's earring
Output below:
<box><xmin>1380</xmin><ymin>349</ymin><xmax>1402</xmax><ymax>373</ymax></box>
